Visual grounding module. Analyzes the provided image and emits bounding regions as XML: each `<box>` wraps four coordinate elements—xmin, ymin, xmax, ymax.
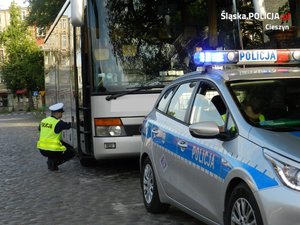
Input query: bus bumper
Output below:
<box><xmin>93</xmin><ymin>135</ymin><xmax>141</xmax><ymax>160</ymax></box>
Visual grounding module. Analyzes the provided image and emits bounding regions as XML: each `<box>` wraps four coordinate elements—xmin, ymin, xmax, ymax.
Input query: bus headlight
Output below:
<box><xmin>264</xmin><ymin>149</ymin><xmax>300</xmax><ymax>191</ymax></box>
<box><xmin>108</xmin><ymin>126</ymin><xmax>122</xmax><ymax>136</ymax></box>
<box><xmin>94</xmin><ymin>118</ymin><xmax>126</xmax><ymax>137</ymax></box>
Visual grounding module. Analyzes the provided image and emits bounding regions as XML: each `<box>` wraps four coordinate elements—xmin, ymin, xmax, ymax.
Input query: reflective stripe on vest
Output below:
<box><xmin>37</xmin><ymin>117</ymin><xmax>66</xmax><ymax>151</ymax></box>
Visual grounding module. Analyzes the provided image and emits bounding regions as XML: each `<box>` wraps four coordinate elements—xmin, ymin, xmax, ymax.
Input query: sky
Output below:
<box><xmin>0</xmin><ymin>0</ymin><xmax>29</xmax><ymax>10</ymax></box>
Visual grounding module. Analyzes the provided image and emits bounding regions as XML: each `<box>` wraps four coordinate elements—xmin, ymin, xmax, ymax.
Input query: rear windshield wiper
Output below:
<box><xmin>106</xmin><ymin>84</ymin><xmax>165</xmax><ymax>101</ymax></box>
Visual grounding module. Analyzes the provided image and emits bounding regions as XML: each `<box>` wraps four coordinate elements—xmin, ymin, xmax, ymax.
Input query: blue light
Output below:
<box><xmin>193</xmin><ymin>49</ymin><xmax>300</xmax><ymax>67</ymax></box>
<box><xmin>205</xmin><ymin>52</ymin><xmax>212</xmax><ymax>62</ymax></box>
<box><xmin>193</xmin><ymin>51</ymin><xmax>205</xmax><ymax>64</ymax></box>
<box><xmin>194</xmin><ymin>51</ymin><xmax>227</xmax><ymax>65</ymax></box>
<box><xmin>212</xmin><ymin>52</ymin><xmax>225</xmax><ymax>62</ymax></box>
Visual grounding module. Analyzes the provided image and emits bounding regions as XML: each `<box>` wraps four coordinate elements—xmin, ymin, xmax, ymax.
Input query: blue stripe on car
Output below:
<box><xmin>224</xmin><ymin>157</ymin><xmax>278</xmax><ymax>189</ymax></box>
<box><xmin>290</xmin><ymin>131</ymin><xmax>300</xmax><ymax>137</ymax></box>
<box><xmin>145</xmin><ymin>122</ymin><xmax>278</xmax><ymax>190</ymax></box>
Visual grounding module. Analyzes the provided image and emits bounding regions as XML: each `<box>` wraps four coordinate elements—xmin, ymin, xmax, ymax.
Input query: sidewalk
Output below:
<box><xmin>0</xmin><ymin>111</ymin><xmax>46</xmax><ymax>119</ymax></box>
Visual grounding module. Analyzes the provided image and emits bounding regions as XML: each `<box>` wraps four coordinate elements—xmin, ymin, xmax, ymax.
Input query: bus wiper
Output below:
<box><xmin>106</xmin><ymin>84</ymin><xmax>165</xmax><ymax>101</ymax></box>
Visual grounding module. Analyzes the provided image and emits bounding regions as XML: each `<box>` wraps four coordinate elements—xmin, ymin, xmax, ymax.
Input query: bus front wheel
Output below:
<box><xmin>79</xmin><ymin>157</ymin><xmax>97</xmax><ymax>167</ymax></box>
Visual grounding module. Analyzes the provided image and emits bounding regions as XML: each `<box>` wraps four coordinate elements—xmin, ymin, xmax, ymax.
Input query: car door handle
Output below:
<box><xmin>177</xmin><ymin>140</ymin><xmax>187</xmax><ymax>149</ymax></box>
<box><xmin>152</xmin><ymin>128</ymin><xmax>159</xmax><ymax>135</ymax></box>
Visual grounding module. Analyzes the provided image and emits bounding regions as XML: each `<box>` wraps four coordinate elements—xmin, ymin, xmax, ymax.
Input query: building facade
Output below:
<box><xmin>0</xmin><ymin>5</ymin><xmax>44</xmax><ymax>112</ymax></box>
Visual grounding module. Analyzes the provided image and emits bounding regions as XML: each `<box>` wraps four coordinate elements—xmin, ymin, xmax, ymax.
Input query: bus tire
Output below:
<box><xmin>79</xmin><ymin>157</ymin><xmax>97</xmax><ymax>167</ymax></box>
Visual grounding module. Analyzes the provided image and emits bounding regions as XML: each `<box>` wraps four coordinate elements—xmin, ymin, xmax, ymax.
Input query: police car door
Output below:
<box><xmin>175</xmin><ymin>81</ymin><xmax>229</xmax><ymax>222</ymax></box>
<box><xmin>152</xmin><ymin>81</ymin><xmax>197</xmax><ymax>199</ymax></box>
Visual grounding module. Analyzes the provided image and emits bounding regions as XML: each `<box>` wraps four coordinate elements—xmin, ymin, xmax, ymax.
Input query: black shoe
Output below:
<box><xmin>47</xmin><ymin>160</ymin><xmax>58</xmax><ymax>171</ymax></box>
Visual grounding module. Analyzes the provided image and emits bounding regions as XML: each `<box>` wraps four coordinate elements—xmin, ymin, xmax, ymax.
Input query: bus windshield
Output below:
<box><xmin>87</xmin><ymin>0</ymin><xmax>238</xmax><ymax>93</ymax></box>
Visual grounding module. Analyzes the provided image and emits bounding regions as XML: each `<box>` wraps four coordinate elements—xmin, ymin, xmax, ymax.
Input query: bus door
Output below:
<box><xmin>74</xmin><ymin>25</ymin><xmax>93</xmax><ymax>160</ymax></box>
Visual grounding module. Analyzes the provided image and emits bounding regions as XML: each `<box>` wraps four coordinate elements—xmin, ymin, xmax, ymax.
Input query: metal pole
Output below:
<box><xmin>232</xmin><ymin>0</ymin><xmax>244</xmax><ymax>50</ymax></box>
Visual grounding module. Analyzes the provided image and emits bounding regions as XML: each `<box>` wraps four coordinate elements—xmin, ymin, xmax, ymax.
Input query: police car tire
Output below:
<box><xmin>224</xmin><ymin>183</ymin><xmax>263</xmax><ymax>225</ymax></box>
<box><xmin>141</xmin><ymin>157</ymin><xmax>170</xmax><ymax>214</ymax></box>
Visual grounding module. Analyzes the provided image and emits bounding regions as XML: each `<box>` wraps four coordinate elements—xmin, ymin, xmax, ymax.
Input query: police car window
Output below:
<box><xmin>157</xmin><ymin>87</ymin><xmax>176</xmax><ymax>112</ymax></box>
<box><xmin>229</xmin><ymin>78</ymin><xmax>300</xmax><ymax>130</ymax></box>
<box><xmin>190</xmin><ymin>86</ymin><xmax>224</xmax><ymax>126</ymax></box>
<box><xmin>167</xmin><ymin>82</ymin><xmax>196</xmax><ymax>122</ymax></box>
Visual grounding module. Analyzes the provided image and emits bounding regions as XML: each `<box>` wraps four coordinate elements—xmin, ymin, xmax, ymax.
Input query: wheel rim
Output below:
<box><xmin>231</xmin><ymin>198</ymin><xmax>257</xmax><ymax>225</ymax></box>
<box><xmin>143</xmin><ymin>164</ymin><xmax>154</xmax><ymax>204</ymax></box>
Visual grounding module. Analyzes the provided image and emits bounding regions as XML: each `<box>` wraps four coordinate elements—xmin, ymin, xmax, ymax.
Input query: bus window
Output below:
<box><xmin>87</xmin><ymin>0</ymin><xmax>239</xmax><ymax>93</ymax></box>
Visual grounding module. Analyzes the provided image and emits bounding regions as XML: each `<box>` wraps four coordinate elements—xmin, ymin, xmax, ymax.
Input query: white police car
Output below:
<box><xmin>140</xmin><ymin>49</ymin><xmax>300</xmax><ymax>225</ymax></box>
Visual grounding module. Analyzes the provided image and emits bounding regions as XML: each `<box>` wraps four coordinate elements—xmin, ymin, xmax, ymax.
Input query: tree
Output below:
<box><xmin>0</xmin><ymin>2</ymin><xmax>44</xmax><ymax>111</ymax></box>
<box><xmin>239</xmin><ymin>0</ymin><xmax>264</xmax><ymax>49</ymax></box>
<box><xmin>26</xmin><ymin>0</ymin><xmax>65</xmax><ymax>27</ymax></box>
<box><xmin>104</xmin><ymin>0</ymin><xmax>209</xmax><ymax>76</ymax></box>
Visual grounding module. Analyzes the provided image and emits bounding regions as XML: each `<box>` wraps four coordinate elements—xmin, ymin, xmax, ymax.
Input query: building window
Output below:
<box><xmin>62</xmin><ymin>19</ymin><xmax>67</xmax><ymax>29</ymax></box>
<box><xmin>21</xmin><ymin>10</ymin><xmax>27</xmax><ymax>20</ymax></box>
<box><xmin>44</xmin><ymin>53</ymin><xmax>49</xmax><ymax>66</ymax></box>
<box><xmin>36</xmin><ymin>27</ymin><xmax>46</xmax><ymax>37</ymax></box>
<box><xmin>61</xmin><ymin>34</ymin><xmax>67</xmax><ymax>49</ymax></box>
<box><xmin>0</xmin><ymin>95</ymin><xmax>8</xmax><ymax>107</ymax></box>
<box><xmin>0</xmin><ymin>73</ymin><xmax>5</xmax><ymax>83</ymax></box>
<box><xmin>0</xmin><ymin>50</ymin><xmax>4</xmax><ymax>62</ymax></box>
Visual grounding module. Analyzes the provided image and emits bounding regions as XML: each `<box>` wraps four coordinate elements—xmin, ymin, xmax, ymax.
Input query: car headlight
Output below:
<box><xmin>264</xmin><ymin>149</ymin><xmax>300</xmax><ymax>191</ymax></box>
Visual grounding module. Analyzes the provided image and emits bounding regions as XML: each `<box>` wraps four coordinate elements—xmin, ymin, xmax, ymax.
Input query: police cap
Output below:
<box><xmin>49</xmin><ymin>103</ymin><xmax>64</xmax><ymax>113</ymax></box>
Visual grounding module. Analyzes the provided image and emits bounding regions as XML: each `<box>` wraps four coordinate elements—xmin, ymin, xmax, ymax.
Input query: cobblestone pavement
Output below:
<box><xmin>0</xmin><ymin>113</ymin><xmax>207</xmax><ymax>225</ymax></box>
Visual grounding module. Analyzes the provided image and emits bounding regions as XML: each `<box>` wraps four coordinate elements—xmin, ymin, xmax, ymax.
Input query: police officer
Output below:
<box><xmin>37</xmin><ymin>103</ymin><xmax>76</xmax><ymax>171</ymax></box>
<box><xmin>242</xmin><ymin>95</ymin><xmax>266</xmax><ymax>123</ymax></box>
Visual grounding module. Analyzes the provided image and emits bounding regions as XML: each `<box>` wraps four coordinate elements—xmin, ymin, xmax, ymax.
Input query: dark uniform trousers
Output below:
<box><xmin>39</xmin><ymin>146</ymin><xmax>76</xmax><ymax>170</ymax></box>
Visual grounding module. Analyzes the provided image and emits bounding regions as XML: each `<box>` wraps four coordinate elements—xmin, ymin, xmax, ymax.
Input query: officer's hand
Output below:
<box><xmin>67</xmin><ymin>122</ymin><xmax>72</xmax><ymax>129</ymax></box>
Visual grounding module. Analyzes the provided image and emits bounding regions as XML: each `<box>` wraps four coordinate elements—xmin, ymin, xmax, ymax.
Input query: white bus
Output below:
<box><xmin>43</xmin><ymin>0</ymin><xmax>241</xmax><ymax>166</ymax></box>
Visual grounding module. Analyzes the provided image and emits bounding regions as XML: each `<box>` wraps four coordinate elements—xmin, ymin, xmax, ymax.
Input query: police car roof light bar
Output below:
<box><xmin>194</xmin><ymin>49</ymin><xmax>300</xmax><ymax>66</ymax></box>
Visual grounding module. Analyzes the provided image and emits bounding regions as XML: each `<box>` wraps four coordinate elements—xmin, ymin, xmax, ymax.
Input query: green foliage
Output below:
<box><xmin>239</xmin><ymin>0</ymin><xmax>264</xmax><ymax>48</ymax></box>
<box><xmin>26</xmin><ymin>0</ymin><xmax>66</xmax><ymax>27</ymax></box>
<box><xmin>0</xmin><ymin>3</ymin><xmax>27</xmax><ymax>46</ymax></box>
<box><xmin>278</xmin><ymin>1</ymin><xmax>290</xmax><ymax>15</ymax></box>
<box><xmin>0</xmin><ymin>2</ymin><xmax>44</xmax><ymax>97</ymax></box>
<box><xmin>278</xmin><ymin>1</ymin><xmax>291</xmax><ymax>24</ymax></box>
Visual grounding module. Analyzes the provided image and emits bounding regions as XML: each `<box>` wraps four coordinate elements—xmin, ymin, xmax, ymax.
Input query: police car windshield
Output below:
<box><xmin>229</xmin><ymin>78</ymin><xmax>300</xmax><ymax>131</ymax></box>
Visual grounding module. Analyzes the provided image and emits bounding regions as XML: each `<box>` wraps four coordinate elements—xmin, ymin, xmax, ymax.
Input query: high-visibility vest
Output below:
<box><xmin>222</xmin><ymin>113</ymin><xmax>265</xmax><ymax>123</ymax></box>
<box><xmin>37</xmin><ymin>117</ymin><xmax>66</xmax><ymax>151</ymax></box>
<box><xmin>258</xmin><ymin>114</ymin><xmax>265</xmax><ymax>122</ymax></box>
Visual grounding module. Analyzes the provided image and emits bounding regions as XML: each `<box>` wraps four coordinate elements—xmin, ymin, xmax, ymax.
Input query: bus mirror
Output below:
<box><xmin>71</xmin><ymin>0</ymin><xmax>84</xmax><ymax>26</ymax></box>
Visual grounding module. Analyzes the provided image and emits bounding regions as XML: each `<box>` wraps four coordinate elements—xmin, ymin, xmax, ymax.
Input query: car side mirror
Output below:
<box><xmin>189</xmin><ymin>121</ymin><xmax>231</xmax><ymax>141</ymax></box>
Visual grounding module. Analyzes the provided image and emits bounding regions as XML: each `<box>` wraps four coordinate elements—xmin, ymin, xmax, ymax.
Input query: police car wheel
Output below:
<box><xmin>224</xmin><ymin>183</ymin><xmax>263</xmax><ymax>225</ymax></box>
<box><xmin>141</xmin><ymin>157</ymin><xmax>169</xmax><ymax>213</ymax></box>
